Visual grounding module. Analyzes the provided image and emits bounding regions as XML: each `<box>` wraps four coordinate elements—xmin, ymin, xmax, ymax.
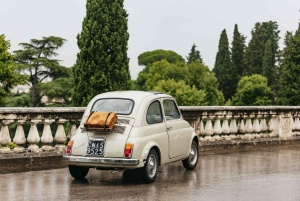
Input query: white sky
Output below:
<box><xmin>1</xmin><ymin>0</ymin><xmax>299</xmax><ymax>80</ymax></box>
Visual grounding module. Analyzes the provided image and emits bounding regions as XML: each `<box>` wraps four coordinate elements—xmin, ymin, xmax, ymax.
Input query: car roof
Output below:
<box><xmin>93</xmin><ymin>91</ymin><xmax>172</xmax><ymax>101</ymax></box>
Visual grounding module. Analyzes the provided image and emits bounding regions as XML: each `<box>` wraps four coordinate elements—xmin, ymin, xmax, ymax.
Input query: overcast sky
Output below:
<box><xmin>1</xmin><ymin>0</ymin><xmax>299</xmax><ymax>80</ymax></box>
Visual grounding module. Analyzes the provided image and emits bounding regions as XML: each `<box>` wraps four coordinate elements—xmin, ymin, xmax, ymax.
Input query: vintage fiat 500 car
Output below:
<box><xmin>63</xmin><ymin>91</ymin><xmax>199</xmax><ymax>183</ymax></box>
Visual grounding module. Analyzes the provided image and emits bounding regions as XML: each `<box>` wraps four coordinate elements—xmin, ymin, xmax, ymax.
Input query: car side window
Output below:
<box><xmin>146</xmin><ymin>100</ymin><xmax>163</xmax><ymax>124</ymax></box>
<box><xmin>163</xmin><ymin>100</ymin><xmax>181</xmax><ymax>121</ymax></box>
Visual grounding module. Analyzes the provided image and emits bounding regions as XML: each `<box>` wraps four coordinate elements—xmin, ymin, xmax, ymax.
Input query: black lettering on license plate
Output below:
<box><xmin>87</xmin><ymin>141</ymin><xmax>105</xmax><ymax>155</ymax></box>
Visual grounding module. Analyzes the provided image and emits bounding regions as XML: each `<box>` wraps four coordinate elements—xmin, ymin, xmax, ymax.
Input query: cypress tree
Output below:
<box><xmin>262</xmin><ymin>40</ymin><xmax>275</xmax><ymax>89</ymax></box>
<box><xmin>72</xmin><ymin>0</ymin><xmax>131</xmax><ymax>106</ymax></box>
<box><xmin>213</xmin><ymin>29</ymin><xmax>232</xmax><ymax>100</ymax></box>
<box><xmin>243</xmin><ymin>21</ymin><xmax>280</xmax><ymax>76</ymax></box>
<box><xmin>231</xmin><ymin>24</ymin><xmax>246</xmax><ymax>97</ymax></box>
<box><xmin>278</xmin><ymin>24</ymin><xmax>300</xmax><ymax>105</ymax></box>
<box><xmin>186</xmin><ymin>43</ymin><xmax>203</xmax><ymax>64</ymax></box>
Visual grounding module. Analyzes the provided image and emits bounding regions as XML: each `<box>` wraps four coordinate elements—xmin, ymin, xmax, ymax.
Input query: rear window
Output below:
<box><xmin>91</xmin><ymin>98</ymin><xmax>134</xmax><ymax>115</ymax></box>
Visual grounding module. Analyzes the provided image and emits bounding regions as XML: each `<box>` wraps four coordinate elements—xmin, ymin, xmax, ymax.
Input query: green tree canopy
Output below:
<box><xmin>72</xmin><ymin>0</ymin><xmax>131</xmax><ymax>106</ymax></box>
<box><xmin>40</xmin><ymin>67</ymin><xmax>74</xmax><ymax>106</ymax></box>
<box><xmin>186</xmin><ymin>43</ymin><xmax>203</xmax><ymax>64</ymax></box>
<box><xmin>213</xmin><ymin>29</ymin><xmax>232</xmax><ymax>101</ymax></box>
<box><xmin>231</xmin><ymin>74</ymin><xmax>272</xmax><ymax>106</ymax></box>
<box><xmin>153</xmin><ymin>79</ymin><xmax>207</xmax><ymax>106</ymax></box>
<box><xmin>138</xmin><ymin>49</ymin><xmax>184</xmax><ymax>66</ymax></box>
<box><xmin>13</xmin><ymin>36</ymin><xmax>68</xmax><ymax>107</ymax></box>
<box><xmin>277</xmin><ymin>24</ymin><xmax>300</xmax><ymax>105</ymax></box>
<box><xmin>0</xmin><ymin>34</ymin><xmax>27</xmax><ymax>106</ymax></box>
<box><xmin>136</xmin><ymin>59</ymin><xmax>224</xmax><ymax>106</ymax></box>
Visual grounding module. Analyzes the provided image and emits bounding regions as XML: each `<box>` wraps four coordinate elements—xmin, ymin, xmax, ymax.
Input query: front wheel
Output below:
<box><xmin>68</xmin><ymin>165</ymin><xmax>89</xmax><ymax>179</ymax></box>
<box><xmin>139</xmin><ymin>149</ymin><xmax>159</xmax><ymax>184</ymax></box>
<box><xmin>182</xmin><ymin>141</ymin><xmax>198</xmax><ymax>170</ymax></box>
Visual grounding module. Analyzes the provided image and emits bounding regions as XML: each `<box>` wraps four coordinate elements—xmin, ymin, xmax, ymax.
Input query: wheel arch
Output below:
<box><xmin>193</xmin><ymin>135</ymin><xmax>199</xmax><ymax>146</ymax></box>
<box><xmin>150</xmin><ymin>146</ymin><xmax>161</xmax><ymax>166</ymax></box>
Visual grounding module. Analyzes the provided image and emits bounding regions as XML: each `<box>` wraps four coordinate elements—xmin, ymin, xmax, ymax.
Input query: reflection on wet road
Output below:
<box><xmin>2</xmin><ymin>145</ymin><xmax>300</xmax><ymax>201</ymax></box>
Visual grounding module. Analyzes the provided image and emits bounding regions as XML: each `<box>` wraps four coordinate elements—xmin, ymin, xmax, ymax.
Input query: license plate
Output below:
<box><xmin>86</xmin><ymin>141</ymin><xmax>105</xmax><ymax>155</ymax></box>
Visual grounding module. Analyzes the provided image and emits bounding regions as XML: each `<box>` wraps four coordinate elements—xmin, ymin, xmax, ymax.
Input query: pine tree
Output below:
<box><xmin>72</xmin><ymin>0</ymin><xmax>131</xmax><ymax>106</ymax></box>
<box><xmin>13</xmin><ymin>36</ymin><xmax>67</xmax><ymax>107</ymax></box>
<box><xmin>231</xmin><ymin>24</ymin><xmax>246</xmax><ymax>98</ymax></box>
<box><xmin>186</xmin><ymin>43</ymin><xmax>203</xmax><ymax>64</ymax></box>
<box><xmin>213</xmin><ymin>29</ymin><xmax>232</xmax><ymax>100</ymax></box>
<box><xmin>278</xmin><ymin>24</ymin><xmax>300</xmax><ymax>105</ymax></box>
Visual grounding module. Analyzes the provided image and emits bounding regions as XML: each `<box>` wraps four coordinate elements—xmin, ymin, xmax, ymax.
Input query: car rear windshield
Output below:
<box><xmin>91</xmin><ymin>98</ymin><xmax>134</xmax><ymax>115</ymax></box>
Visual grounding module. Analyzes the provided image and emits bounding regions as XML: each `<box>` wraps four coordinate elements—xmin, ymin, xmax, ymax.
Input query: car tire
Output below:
<box><xmin>68</xmin><ymin>165</ymin><xmax>89</xmax><ymax>179</ymax></box>
<box><xmin>182</xmin><ymin>141</ymin><xmax>198</xmax><ymax>170</ymax></box>
<box><xmin>139</xmin><ymin>149</ymin><xmax>159</xmax><ymax>184</ymax></box>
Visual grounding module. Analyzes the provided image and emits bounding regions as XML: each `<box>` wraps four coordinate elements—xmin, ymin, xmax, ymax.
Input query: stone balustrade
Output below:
<box><xmin>0</xmin><ymin>107</ymin><xmax>85</xmax><ymax>154</ymax></box>
<box><xmin>1</xmin><ymin>106</ymin><xmax>300</xmax><ymax>154</ymax></box>
<box><xmin>180</xmin><ymin>106</ymin><xmax>300</xmax><ymax>142</ymax></box>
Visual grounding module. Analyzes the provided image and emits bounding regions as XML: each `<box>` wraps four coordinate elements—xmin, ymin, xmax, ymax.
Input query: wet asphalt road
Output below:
<box><xmin>1</xmin><ymin>145</ymin><xmax>300</xmax><ymax>201</ymax></box>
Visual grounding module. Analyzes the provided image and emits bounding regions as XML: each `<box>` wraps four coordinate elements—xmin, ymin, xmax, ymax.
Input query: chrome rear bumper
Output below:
<box><xmin>63</xmin><ymin>155</ymin><xmax>139</xmax><ymax>166</ymax></box>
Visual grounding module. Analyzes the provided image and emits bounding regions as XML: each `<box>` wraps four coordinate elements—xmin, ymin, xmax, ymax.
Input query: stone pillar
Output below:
<box><xmin>54</xmin><ymin>119</ymin><xmax>67</xmax><ymax>152</ymax></box>
<box><xmin>41</xmin><ymin>119</ymin><xmax>55</xmax><ymax>151</ymax></box>
<box><xmin>244</xmin><ymin>115</ymin><xmax>254</xmax><ymax>140</ymax></box>
<box><xmin>13</xmin><ymin>120</ymin><xmax>26</xmax><ymax>153</ymax></box>
<box><xmin>0</xmin><ymin>120</ymin><xmax>13</xmax><ymax>154</ymax></box>
<box><xmin>27</xmin><ymin>120</ymin><xmax>41</xmax><ymax>153</ymax></box>
<box><xmin>204</xmin><ymin>116</ymin><xmax>214</xmax><ymax>141</ymax></box>
<box><xmin>278</xmin><ymin>112</ymin><xmax>292</xmax><ymax>139</ymax></box>
<box><xmin>213</xmin><ymin>116</ymin><xmax>222</xmax><ymax>141</ymax></box>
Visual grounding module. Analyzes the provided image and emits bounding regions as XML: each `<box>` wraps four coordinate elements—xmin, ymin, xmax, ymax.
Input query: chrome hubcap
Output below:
<box><xmin>189</xmin><ymin>145</ymin><xmax>197</xmax><ymax>165</ymax></box>
<box><xmin>147</xmin><ymin>154</ymin><xmax>157</xmax><ymax>178</ymax></box>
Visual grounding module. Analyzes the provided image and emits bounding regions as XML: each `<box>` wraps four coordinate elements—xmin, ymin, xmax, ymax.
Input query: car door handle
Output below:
<box><xmin>167</xmin><ymin>126</ymin><xmax>172</xmax><ymax>130</ymax></box>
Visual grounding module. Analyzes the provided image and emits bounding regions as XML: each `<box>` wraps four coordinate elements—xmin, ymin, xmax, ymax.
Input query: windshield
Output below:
<box><xmin>91</xmin><ymin>98</ymin><xmax>134</xmax><ymax>115</ymax></box>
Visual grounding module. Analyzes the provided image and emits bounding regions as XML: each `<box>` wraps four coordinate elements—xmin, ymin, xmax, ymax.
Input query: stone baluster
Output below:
<box><xmin>222</xmin><ymin>115</ymin><xmax>231</xmax><ymax>140</ymax></box>
<box><xmin>213</xmin><ymin>115</ymin><xmax>222</xmax><ymax>141</ymax></box>
<box><xmin>27</xmin><ymin>120</ymin><xmax>41</xmax><ymax>153</ymax></box>
<box><xmin>41</xmin><ymin>119</ymin><xmax>55</xmax><ymax>151</ymax></box>
<box><xmin>0</xmin><ymin>120</ymin><xmax>13</xmax><ymax>154</ymax></box>
<box><xmin>293</xmin><ymin>113</ymin><xmax>300</xmax><ymax>136</ymax></box>
<box><xmin>67</xmin><ymin>120</ymin><xmax>79</xmax><ymax>140</ymax></box>
<box><xmin>238</xmin><ymin>116</ymin><xmax>246</xmax><ymax>140</ymax></box>
<box><xmin>268</xmin><ymin>114</ymin><xmax>276</xmax><ymax>137</ymax></box>
<box><xmin>199</xmin><ymin>117</ymin><xmax>205</xmax><ymax>141</ymax></box>
<box><xmin>244</xmin><ymin>115</ymin><xmax>254</xmax><ymax>140</ymax></box>
<box><xmin>54</xmin><ymin>119</ymin><xmax>67</xmax><ymax>152</ymax></box>
<box><xmin>260</xmin><ymin>115</ymin><xmax>268</xmax><ymax>138</ymax></box>
<box><xmin>229</xmin><ymin>115</ymin><xmax>238</xmax><ymax>140</ymax></box>
<box><xmin>13</xmin><ymin>120</ymin><xmax>26</xmax><ymax>153</ymax></box>
<box><xmin>253</xmin><ymin>115</ymin><xmax>261</xmax><ymax>138</ymax></box>
<box><xmin>204</xmin><ymin>116</ymin><xmax>214</xmax><ymax>141</ymax></box>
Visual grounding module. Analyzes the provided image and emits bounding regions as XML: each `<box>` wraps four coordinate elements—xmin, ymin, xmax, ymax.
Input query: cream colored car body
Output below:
<box><xmin>64</xmin><ymin>91</ymin><xmax>198</xmax><ymax>169</ymax></box>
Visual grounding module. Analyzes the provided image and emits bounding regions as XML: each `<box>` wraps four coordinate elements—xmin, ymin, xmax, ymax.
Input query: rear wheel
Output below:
<box><xmin>68</xmin><ymin>165</ymin><xmax>89</xmax><ymax>179</ymax></box>
<box><xmin>182</xmin><ymin>141</ymin><xmax>198</xmax><ymax>170</ymax></box>
<box><xmin>139</xmin><ymin>149</ymin><xmax>158</xmax><ymax>184</ymax></box>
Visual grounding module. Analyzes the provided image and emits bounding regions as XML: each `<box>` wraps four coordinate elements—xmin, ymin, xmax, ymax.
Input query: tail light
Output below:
<box><xmin>124</xmin><ymin>143</ymin><xmax>134</xmax><ymax>158</ymax></box>
<box><xmin>66</xmin><ymin>140</ymin><xmax>74</xmax><ymax>155</ymax></box>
